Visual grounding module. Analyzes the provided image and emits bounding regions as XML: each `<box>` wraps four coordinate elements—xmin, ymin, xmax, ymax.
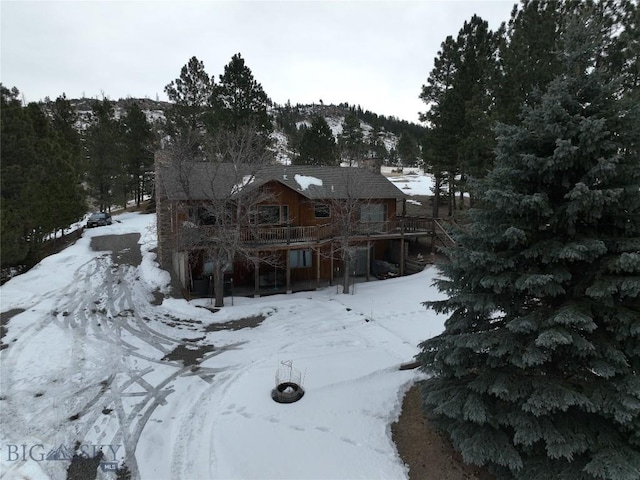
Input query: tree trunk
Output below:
<box><xmin>213</xmin><ymin>264</ymin><xmax>224</xmax><ymax>307</ymax></box>
<box><xmin>342</xmin><ymin>252</ymin><xmax>351</xmax><ymax>294</ymax></box>
<box><xmin>432</xmin><ymin>174</ymin><xmax>441</xmax><ymax>218</ymax></box>
<box><xmin>448</xmin><ymin>177</ymin><xmax>455</xmax><ymax>217</ymax></box>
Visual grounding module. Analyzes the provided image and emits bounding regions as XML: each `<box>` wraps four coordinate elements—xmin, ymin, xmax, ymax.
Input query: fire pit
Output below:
<box><xmin>271</xmin><ymin>361</ymin><xmax>305</xmax><ymax>404</ymax></box>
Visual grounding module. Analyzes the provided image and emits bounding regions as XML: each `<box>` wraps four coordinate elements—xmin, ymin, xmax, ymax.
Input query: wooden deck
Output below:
<box><xmin>202</xmin><ymin>216</ymin><xmax>436</xmax><ymax>248</ymax></box>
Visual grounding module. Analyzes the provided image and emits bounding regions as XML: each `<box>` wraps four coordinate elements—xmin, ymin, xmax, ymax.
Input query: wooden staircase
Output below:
<box><xmin>432</xmin><ymin>219</ymin><xmax>457</xmax><ymax>249</ymax></box>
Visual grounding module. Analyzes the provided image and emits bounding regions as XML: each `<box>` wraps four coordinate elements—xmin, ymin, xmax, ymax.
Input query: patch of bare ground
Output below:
<box><xmin>1</xmin><ymin>308</ymin><xmax>24</xmax><ymax>350</ymax></box>
<box><xmin>205</xmin><ymin>314</ymin><xmax>266</xmax><ymax>332</ymax></box>
<box><xmin>162</xmin><ymin>343</ymin><xmax>215</xmax><ymax>366</ymax></box>
<box><xmin>392</xmin><ymin>383</ymin><xmax>495</xmax><ymax>480</ymax></box>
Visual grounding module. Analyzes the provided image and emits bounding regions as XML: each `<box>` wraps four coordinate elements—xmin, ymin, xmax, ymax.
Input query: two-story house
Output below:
<box><xmin>155</xmin><ymin>155</ymin><xmax>432</xmax><ymax>298</ymax></box>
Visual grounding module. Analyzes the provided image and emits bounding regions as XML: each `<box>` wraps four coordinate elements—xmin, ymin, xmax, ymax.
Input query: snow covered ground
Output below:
<box><xmin>381</xmin><ymin>167</ymin><xmax>435</xmax><ymax>197</ymax></box>
<box><xmin>0</xmin><ymin>212</ymin><xmax>448</xmax><ymax>480</ymax></box>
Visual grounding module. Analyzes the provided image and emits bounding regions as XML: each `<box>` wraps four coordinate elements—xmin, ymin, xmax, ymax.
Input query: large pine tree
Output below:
<box><xmin>121</xmin><ymin>101</ymin><xmax>155</xmax><ymax>206</ymax></box>
<box><xmin>417</xmin><ymin>10</ymin><xmax>640</xmax><ymax>480</ymax></box>
<box><xmin>85</xmin><ymin>98</ymin><xmax>123</xmax><ymax>211</ymax></box>
<box><xmin>420</xmin><ymin>15</ymin><xmax>498</xmax><ymax>212</ymax></box>
<box><xmin>294</xmin><ymin>116</ymin><xmax>338</xmax><ymax>166</ymax></box>
<box><xmin>495</xmin><ymin>0</ymin><xmax>563</xmax><ymax>124</ymax></box>
<box><xmin>209</xmin><ymin>53</ymin><xmax>272</xmax><ymax>137</ymax></box>
<box><xmin>397</xmin><ymin>131</ymin><xmax>420</xmax><ymax>168</ymax></box>
<box><xmin>164</xmin><ymin>56</ymin><xmax>214</xmax><ymax>137</ymax></box>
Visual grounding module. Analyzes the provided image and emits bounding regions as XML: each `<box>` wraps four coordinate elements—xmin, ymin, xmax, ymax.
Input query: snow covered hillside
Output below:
<box><xmin>270</xmin><ymin>103</ymin><xmax>405</xmax><ymax>165</ymax></box>
<box><xmin>0</xmin><ymin>212</ymin><xmax>448</xmax><ymax>480</ymax></box>
<box><xmin>63</xmin><ymin>98</ymin><xmax>415</xmax><ymax>165</ymax></box>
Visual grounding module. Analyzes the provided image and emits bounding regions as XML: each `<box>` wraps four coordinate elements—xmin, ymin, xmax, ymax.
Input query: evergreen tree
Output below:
<box><xmin>85</xmin><ymin>98</ymin><xmax>122</xmax><ymax>211</ymax></box>
<box><xmin>455</xmin><ymin>15</ymin><xmax>500</xmax><ymax>183</ymax></box>
<box><xmin>1</xmin><ymin>86</ymin><xmax>34</xmax><ymax>266</ymax></box>
<box><xmin>418</xmin><ymin>11</ymin><xmax>640</xmax><ymax>479</ymax></box>
<box><xmin>121</xmin><ymin>102</ymin><xmax>154</xmax><ymax>206</ymax></box>
<box><xmin>615</xmin><ymin>0</ymin><xmax>639</xmax><ymax>93</ymax></box>
<box><xmin>420</xmin><ymin>35</ymin><xmax>464</xmax><ymax>215</ymax></box>
<box><xmin>49</xmin><ymin>94</ymin><xmax>83</xmax><ymax>164</ymax></box>
<box><xmin>420</xmin><ymin>15</ymin><xmax>498</xmax><ymax>210</ymax></box>
<box><xmin>164</xmin><ymin>56</ymin><xmax>214</xmax><ymax>148</ymax></box>
<box><xmin>421</xmin><ymin>130</ymin><xmax>447</xmax><ymax>218</ymax></box>
<box><xmin>275</xmin><ymin>100</ymin><xmax>303</xmax><ymax>137</ymax></box>
<box><xmin>387</xmin><ymin>146</ymin><xmax>399</xmax><ymax>167</ymax></box>
<box><xmin>338</xmin><ymin>112</ymin><xmax>364</xmax><ymax>166</ymax></box>
<box><xmin>397</xmin><ymin>131</ymin><xmax>420</xmax><ymax>168</ymax></box>
<box><xmin>294</xmin><ymin>116</ymin><xmax>337</xmax><ymax>166</ymax></box>
<box><xmin>209</xmin><ymin>53</ymin><xmax>272</xmax><ymax>137</ymax></box>
<box><xmin>495</xmin><ymin>0</ymin><xmax>563</xmax><ymax>124</ymax></box>
<box><xmin>366</xmin><ymin>123</ymin><xmax>389</xmax><ymax>161</ymax></box>
<box><xmin>1</xmin><ymin>87</ymin><xmax>86</xmax><ymax>268</ymax></box>
<box><xmin>46</xmin><ymin>94</ymin><xmax>87</xmax><ymax>234</ymax></box>
<box><xmin>592</xmin><ymin>0</ymin><xmax>638</xmax><ymax>96</ymax></box>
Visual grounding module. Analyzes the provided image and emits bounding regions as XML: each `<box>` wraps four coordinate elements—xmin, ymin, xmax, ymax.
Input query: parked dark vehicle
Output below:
<box><xmin>86</xmin><ymin>212</ymin><xmax>112</xmax><ymax>228</ymax></box>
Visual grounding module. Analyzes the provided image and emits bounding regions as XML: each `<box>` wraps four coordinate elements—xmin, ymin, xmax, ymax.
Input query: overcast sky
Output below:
<box><xmin>1</xmin><ymin>1</ymin><xmax>516</xmax><ymax>123</ymax></box>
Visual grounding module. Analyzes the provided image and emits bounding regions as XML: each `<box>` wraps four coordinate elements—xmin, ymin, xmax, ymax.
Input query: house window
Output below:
<box><xmin>360</xmin><ymin>203</ymin><xmax>386</xmax><ymax>222</ymax></box>
<box><xmin>289</xmin><ymin>249</ymin><xmax>312</xmax><ymax>268</ymax></box>
<box><xmin>314</xmin><ymin>204</ymin><xmax>330</xmax><ymax>218</ymax></box>
<box><xmin>197</xmin><ymin>207</ymin><xmax>217</xmax><ymax>225</ymax></box>
<box><xmin>257</xmin><ymin>205</ymin><xmax>288</xmax><ymax>225</ymax></box>
<box><xmin>189</xmin><ymin>206</ymin><xmax>231</xmax><ymax>226</ymax></box>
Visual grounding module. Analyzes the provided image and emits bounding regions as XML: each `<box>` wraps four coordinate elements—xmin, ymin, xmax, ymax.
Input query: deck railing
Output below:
<box><xmin>199</xmin><ymin>216</ymin><xmax>433</xmax><ymax>246</ymax></box>
<box><xmin>236</xmin><ymin>224</ymin><xmax>335</xmax><ymax>245</ymax></box>
<box><xmin>398</xmin><ymin>217</ymin><xmax>432</xmax><ymax>233</ymax></box>
<box><xmin>432</xmin><ymin>219</ymin><xmax>457</xmax><ymax>247</ymax></box>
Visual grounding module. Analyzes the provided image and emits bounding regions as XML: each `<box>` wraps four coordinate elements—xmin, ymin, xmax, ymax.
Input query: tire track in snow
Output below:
<box><xmin>2</xmin><ymin>232</ymin><xmax>237</xmax><ymax>480</ymax></box>
<box><xmin>169</xmin><ymin>357</ymin><xmax>264</xmax><ymax>480</ymax></box>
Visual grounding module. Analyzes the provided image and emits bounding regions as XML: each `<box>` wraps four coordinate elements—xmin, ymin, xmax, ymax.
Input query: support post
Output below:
<box><xmin>316</xmin><ymin>247</ymin><xmax>321</xmax><ymax>288</ymax></box>
<box><xmin>286</xmin><ymin>249</ymin><xmax>292</xmax><ymax>294</ymax></box>
<box><xmin>254</xmin><ymin>258</ymin><xmax>260</xmax><ymax>298</ymax></box>
<box><xmin>366</xmin><ymin>241</ymin><xmax>371</xmax><ymax>282</ymax></box>
<box><xmin>399</xmin><ymin>238</ymin><xmax>405</xmax><ymax>276</ymax></box>
<box><xmin>330</xmin><ymin>243</ymin><xmax>334</xmax><ymax>286</ymax></box>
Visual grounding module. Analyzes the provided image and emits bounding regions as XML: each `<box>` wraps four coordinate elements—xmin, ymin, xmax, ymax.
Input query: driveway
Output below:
<box><xmin>0</xmin><ymin>232</ymin><xmax>224</xmax><ymax>480</ymax></box>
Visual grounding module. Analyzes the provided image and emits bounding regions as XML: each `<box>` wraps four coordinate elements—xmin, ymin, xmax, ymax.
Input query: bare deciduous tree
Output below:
<box><xmin>167</xmin><ymin>125</ymin><xmax>277</xmax><ymax>306</ymax></box>
<box><xmin>325</xmin><ymin>167</ymin><xmax>377</xmax><ymax>294</ymax></box>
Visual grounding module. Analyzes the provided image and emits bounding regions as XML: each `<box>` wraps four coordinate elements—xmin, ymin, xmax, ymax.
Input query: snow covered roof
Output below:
<box><xmin>156</xmin><ymin>161</ymin><xmax>406</xmax><ymax>201</ymax></box>
<box><xmin>294</xmin><ymin>174</ymin><xmax>323</xmax><ymax>191</ymax></box>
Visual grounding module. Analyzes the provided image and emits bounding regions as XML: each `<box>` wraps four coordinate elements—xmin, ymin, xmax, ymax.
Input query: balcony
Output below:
<box><xmin>240</xmin><ymin>224</ymin><xmax>334</xmax><ymax>245</ymax></box>
<box><xmin>353</xmin><ymin>217</ymin><xmax>433</xmax><ymax>236</ymax></box>
<box><xmin>198</xmin><ymin>216</ymin><xmax>433</xmax><ymax>248</ymax></box>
